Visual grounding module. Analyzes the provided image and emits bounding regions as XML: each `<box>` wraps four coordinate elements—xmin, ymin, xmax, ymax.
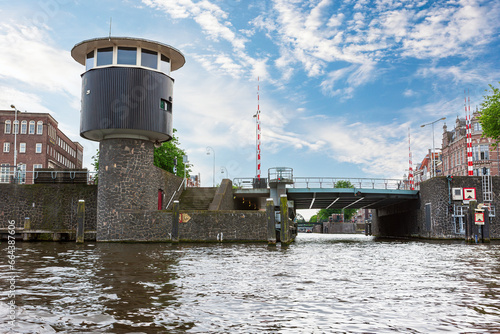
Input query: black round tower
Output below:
<box><xmin>72</xmin><ymin>37</ymin><xmax>185</xmax><ymax>241</ymax></box>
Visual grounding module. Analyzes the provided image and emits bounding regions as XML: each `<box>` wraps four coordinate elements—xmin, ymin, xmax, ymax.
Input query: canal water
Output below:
<box><xmin>1</xmin><ymin>234</ymin><xmax>499</xmax><ymax>333</ymax></box>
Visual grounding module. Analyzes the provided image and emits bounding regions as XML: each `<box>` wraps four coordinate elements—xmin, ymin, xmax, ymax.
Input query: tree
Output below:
<box><xmin>309</xmin><ymin>215</ymin><xmax>317</xmax><ymax>223</ymax></box>
<box><xmin>315</xmin><ymin>180</ymin><xmax>357</xmax><ymax>222</ymax></box>
<box><xmin>91</xmin><ymin>129</ymin><xmax>191</xmax><ymax>181</ymax></box>
<box><xmin>478</xmin><ymin>82</ymin><xmax>500</xmax><ymax>147</ymax></box>
<box><xmin>153</xmin><ymin>129</ymin><xmax>191</xmax><ymax>178</ymax></box>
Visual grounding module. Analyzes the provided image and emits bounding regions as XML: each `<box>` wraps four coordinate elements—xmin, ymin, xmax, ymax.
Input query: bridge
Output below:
<box><xmin>233</xmin><ymin>169</ymin><xmax>418</xmax><ymax>211</ymax></box>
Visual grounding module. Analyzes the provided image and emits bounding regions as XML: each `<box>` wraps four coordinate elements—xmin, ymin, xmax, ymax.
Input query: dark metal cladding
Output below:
<box><xmin>80</xmin><ymin>67</ymin><xmax>174</xmax><ymax>142</ymax></box>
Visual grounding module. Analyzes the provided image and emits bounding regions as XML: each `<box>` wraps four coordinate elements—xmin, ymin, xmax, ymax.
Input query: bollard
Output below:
<box><xmin>280</xmin><ymin>194</ymin><xmax>290</xmax><ymax>245</ymax></box>
<box><xmin>76</xmin><ymin>200</ymin><xmax>85</xmax><ymax>243</ymax></box>
<box><xmin>266</xmin><ymin>198</ymin><xmax>276</xmax><ymax>245</ymax></box>
<box><xmin>172</xmin><ymin>201</ymin><xmax>179</xmax><ymax>243</ymax></box>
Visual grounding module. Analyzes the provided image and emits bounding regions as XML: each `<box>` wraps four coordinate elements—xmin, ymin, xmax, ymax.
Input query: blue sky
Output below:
<box><xmin>0</xmin><ymin>0</ymin><xmax>499</xmax><ymax>196</ymax></box>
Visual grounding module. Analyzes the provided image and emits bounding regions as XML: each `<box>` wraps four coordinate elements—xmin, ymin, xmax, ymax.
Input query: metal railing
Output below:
<box><xmin>233</xmin><ymin>176</ymin><xmax>408</xmax><ymax>190</ymax></box>
<box><xmin>0</xmin><ymin>169</ymin><xmax>98</xmax><ymax>185</ymax></box>
<box><xmin>292</xmin><ymin>177</ymin><xmax>405</xmax><ymax>190</ymax></box>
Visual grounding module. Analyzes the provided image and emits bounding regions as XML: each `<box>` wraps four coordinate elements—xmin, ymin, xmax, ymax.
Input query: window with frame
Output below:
<box><xmin>141</xmin><ymin>49</ymin><xmax>157</xmax><ymax>69</ymax></box>
<box><xmin>473</xmin><ymin>144</ymin><xmax>489</xmax><ymax>161</ymax></box>
<box><xmin>117</xmin><ymin>47</ymin><xmax>137</xmax><ymax>65</ymax></box>
<box><xmin>86</xmin><ymin>51</ymin><xmax>95</xmax><ymax>71</ymax></box>
<box><xmin>160</xmin><ymin>54</ymin><xmax>170</xmax><ymax>73</ymax></box>
<box><xmin>0</xmin><ymin>164</ymin><xmax>9</xmax><ymax>183</ymax></box>
<box><xmin>29</xmin><ymin>121</ymin><xmax>35</xmax><ymax>134</ymax></box>
<box><xmin>13</xmin><ymin>120</ymin><xmax>19</xmax><ymax>134</ymax></box>
<box><xmin>453</xmin><ymin>205</ymin><xmax>467</xmax><ymax>234</ymax></box>
<box><xmin>4</xmin><ymin>120</ymin><xmax>11</xmax><ymax>134</ymax></box>
<box><xmin>97</xmin><ymin>47</ymin><xmax>113</xmax><ymax>66</ymax></box>
<box><xmin>17</xmin><ymin>163</ymin><xmax>26</xmax><ymax>184</ymax></box>
<box><xmin>473</xmin><ymin>122</ymin><xmax>482</xmax><ymax>132</ymax></box>
<box><xmin>36</xmin><ymin>143</ymin><xmax>42</xmax><ymax>153</ymax></box>
<box><xmin>20</xmin><ymin>143</ymin><xmax>26</xmax><ymax>153</ymax></box>
<box><xmin>37</xmin><ymin>121</ymin><xmax>43</xmax><ymax>134</ymax></box>
<box><xmin>3</xmin><ymin>142</ymin><xmax>10</xmax><ymax>152</ymax></box>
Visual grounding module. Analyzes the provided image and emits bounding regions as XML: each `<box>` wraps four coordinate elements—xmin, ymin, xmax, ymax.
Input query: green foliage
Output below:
<box><xmin>91</xmin><ymin>149</ymin><xmax>99</xmax><ymax>184</ymax></box>
<box><xmin>309</xmin><ymin>214</ymin><xmax>317</xmax><ymax>223</ymax></box>
<box><xmin>479</xmin><ymin>82</ymin><xmax>500</xmax><ymax>148</ymax></box>
<box><xmin>316</xmin><ymin>180</ymin><xmax>357</xmax><ymax>222</ymax></box>
<box><xmin>154</xmin><ymin>129</ymin><xmax>191</xmax><ymax>177</ymax></box>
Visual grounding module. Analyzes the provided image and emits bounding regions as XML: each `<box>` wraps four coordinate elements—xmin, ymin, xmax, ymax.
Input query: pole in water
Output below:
<box><xmin>76</xmin><ymin>200</ymin><xmax>85</xmax><ymax>243</ymax></box>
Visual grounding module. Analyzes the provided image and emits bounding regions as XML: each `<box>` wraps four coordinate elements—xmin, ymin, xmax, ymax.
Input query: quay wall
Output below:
<box><xmin>373</xmin><ymin>176</ymin><xmax>500</xmax><ymax>239</ymax></box>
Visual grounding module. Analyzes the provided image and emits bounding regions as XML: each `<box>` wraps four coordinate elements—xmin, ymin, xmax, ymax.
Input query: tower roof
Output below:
<box><xmin>71</xmin><ymin>37</ymin><xmax>185</xmax><ymax>71</ymax></box>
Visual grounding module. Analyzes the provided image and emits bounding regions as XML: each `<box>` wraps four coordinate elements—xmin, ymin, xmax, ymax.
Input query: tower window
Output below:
<box><xmin>117</xmin><ymin>47</ymin><xmax>137</xmax><ymax>65</ymax></box>
<box><xmin>86</xmin><ymin>51</ymin><xmax>95</xmax><ymax>70</ymax></box>
<box><xmin>161</xmin><ymin>54</ymin><xmax>171</xmax><ymax>74</ymax></box>
<box><xmin>160</xmin><ymin>99</ymin><xmax>172</xmax><ymax>112</ymax></box>
<box><xmin>97</xmin><ymin>47</ymin><xmax>113</xmax><ymax>66</ymax></box>
<box><xmin>141</xmin><ymin>49</ymin><xmax>157</xmax><ymax>69</ymax></box>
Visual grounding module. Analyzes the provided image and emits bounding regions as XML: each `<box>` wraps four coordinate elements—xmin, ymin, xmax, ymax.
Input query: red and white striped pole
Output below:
<box><xmin>256</xmin><ymin>77</ymin><xmax>261</xmax><ymax>180</ymax></box>
<box><xmin>408</xmin><ymin>127</ymin><xmax>414</xmax><ymax>190</ymax></box>
<box><xmin>466</xmin><ymin>92</ymin><xmax>473</xmax><ymax>176</ymax></box>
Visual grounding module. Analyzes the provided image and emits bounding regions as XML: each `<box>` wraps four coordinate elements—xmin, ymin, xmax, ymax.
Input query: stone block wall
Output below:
<box><xmin>0</xmin><ymin>184</ymin><xmax>97</xmax><ymax>231</ymax></box>
<box><xmin>208</xmin><ymin>179</ymin><xmax>235</xmax><ymax>211</ymax></box>
<box><xmin>373</xmin><ymin>176</ymin><xmax>500</xmax><ymax>239</ymax></box>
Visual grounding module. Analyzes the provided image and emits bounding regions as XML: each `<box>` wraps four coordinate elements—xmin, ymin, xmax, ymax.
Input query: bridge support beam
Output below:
<box><xmin>266</xmin><ymin>198</ymin><xmax>276</xmax><ymax>245</ymax></box>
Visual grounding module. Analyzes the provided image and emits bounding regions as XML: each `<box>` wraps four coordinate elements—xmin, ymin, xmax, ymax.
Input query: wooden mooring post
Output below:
<box><xmin>266</xmin><ymin>198</ymin><xmax>276</xmax><ymax>245</ymax></box>
<box><xmin>280</xmin><ymin>194</ymin><xmax>290</xmax><ymax>245</ymax></box>
<box><xmin>76</xmin><ymin>200</ymin><xmax>85</xmax><ymax>243</ymax></box>
<box><xmin>172</xmin><ymin>201</ymin><xmax>179</xmax><ymax>243</ymax></box>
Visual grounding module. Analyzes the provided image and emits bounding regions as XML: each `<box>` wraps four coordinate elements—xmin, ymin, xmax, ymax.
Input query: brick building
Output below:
<box><xmin>0</xmin><ymin>109</ymin><xmax>84</xmax><ymax>184</ymax></box>
<box><xmin>441</xmin><ymin>112</ymin><xmax>500</xmax><ymax>177</ymax></box>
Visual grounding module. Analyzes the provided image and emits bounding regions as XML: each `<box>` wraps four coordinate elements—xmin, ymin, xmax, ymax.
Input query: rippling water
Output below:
<box><xmin>1</xmin><ymin>234</ymin><xmax>500</xmax><ymax>333</ymax></box>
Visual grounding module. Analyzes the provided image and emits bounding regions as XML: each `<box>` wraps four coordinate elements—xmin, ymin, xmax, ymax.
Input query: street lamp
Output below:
<box><xmin>10</xmin><ymin>104</ymin><xmax>18</xmax><ymax>183</ymax></box>
<box><xmin>206</xmin><ymin>146</ymin><xmax>215</xmax><ymax>187</ymax></box>
<box><xmin>220</xmin><ymin>166</ymin><xmax>229</xmax><ymax>180</ymax></box>
<box><xmin>421</xmin><ymin>117</ymin><xmax>446</xmax><ymax>179</ymax></box>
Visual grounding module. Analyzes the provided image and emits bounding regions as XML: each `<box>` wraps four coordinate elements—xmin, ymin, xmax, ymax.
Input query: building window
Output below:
<box><xmin>0</xmin><ymin>164</ymin><xmax>9</xmax><ymax>183</ymax></box>
<box><xmin>117</xmin><ymin>47</ymin><xmax>137</xmax><ymax>65</ymax></box>
<box><xmin>160</xmin><ymin>99</ymin><xmax>172</xmax><ymax>112</ymax></box>
<box><xmin>97</xmin><ymin>47</ymin><xmax>113</xmax><ymax>66</ymax></box>
<box><xmin>13</xmin><ymin>120</ymin><xmax>19</xmax><ymax>134</ymax></box>
<box><xmin>20</xmin><ymin>120</ymin><xmax>27</xmax><ymax>134</ymax></box>
<box><xmin>37</xmin><ymin>121</ymin><xmax>43</xmax><ymax>135</ymax></box>
<box><xmin>473</xmin><ymin>144</ymin><xmax>489</xmax><ymax>161</ymax></box>
<box><xmin>141</xmin><ymin>49</ymin><xmax>157</xmax><ymax>69</ymax></box>
<box><xmin>160</xmin><ymin>54</ymin><xmax>171</xmax><ymax>74</ymax></box>
<box><xmin>473</xmin><ymin>122</ymin><xmax>482</xmax><ymax>132</ymax></box>
<box><xmin>86</xmin><ymin>50</ymin><xmax>95</xmax><ymax>71</ymax></box>
<box><xmin>36</xmin><ymin>143</ymin><xmax>42</xmax><ymax>153</ymax></box>
<box><xmin>3</xmin><ymin>142</ymin><xmax>10</xmax><ymax>152</ymax></box>
<box><xmin>17</xmin><ymin>163</ymin><xmax>26</xmax><ymax>184</ymax></box>
<box><xmin>4</xmin><ymin>120</ymin><xmax>11</xmax><ymax>134</ymax></box>
<box><xmin>20</xmin><ymin>143</ymin><xmax>26</xmax><ymax>153</ymax></box>
<box><xmin>29</xmin><ymin>121</ymin><xmax>35</xmax><ymax>134</ymax></box>
<box><xmin>453</xmin><ymin>205</ymin><xmax>467</xmax><ymax>234</ymax></box>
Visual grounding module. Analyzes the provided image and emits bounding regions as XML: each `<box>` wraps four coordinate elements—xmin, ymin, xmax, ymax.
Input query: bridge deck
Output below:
<box><xmin>287</xmin><ymin>188</ymin><xmax>418</xmax><ymax>210</ymax></box>
<box><xmin>233</xmin><ymin>187</ymin><xmax>418</xmax><ymax>210</ymax></box>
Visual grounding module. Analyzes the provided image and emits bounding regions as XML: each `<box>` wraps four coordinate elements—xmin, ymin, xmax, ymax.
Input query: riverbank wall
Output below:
<box><xmin>0</xmin><ymin>176</ymin><xmax>267</xmax><ymax>242</ymax></box>
<box><xmin>373</xmin><ymin>176</ymin><xmax>500</xmax><ymax>239</ymax></box>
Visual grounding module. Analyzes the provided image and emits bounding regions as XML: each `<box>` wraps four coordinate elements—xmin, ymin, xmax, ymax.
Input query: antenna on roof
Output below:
<box><xmin>109</xmin><ymin>17</ymin><xmax>112</xmax><ymax>40</ymax></box>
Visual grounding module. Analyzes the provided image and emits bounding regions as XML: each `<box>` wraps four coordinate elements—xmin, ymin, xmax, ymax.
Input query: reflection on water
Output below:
<box><xmin>1</xmin><ymin>234</ymin><xmax>500</xmax><ymax>333</ymax></box>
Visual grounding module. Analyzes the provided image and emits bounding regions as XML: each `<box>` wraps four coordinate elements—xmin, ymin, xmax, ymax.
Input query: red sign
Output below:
<box><xmin>475</xmin><ymin>212</ymin><xmax>485</xmax><ymax>225</ymax></box>
<box><xmin>463</xmin><ymin>188</ymin><xmax>476</xmax><ymax>201</ymax></box>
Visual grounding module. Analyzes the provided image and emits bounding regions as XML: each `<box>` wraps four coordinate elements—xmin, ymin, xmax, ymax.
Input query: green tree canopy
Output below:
<box><xmin>479</xmin><ymin>82</ymin><xmax>500</xmax><ymax>147</ymax></box>
<box><xmin>315</xmin><ymin>180</ymin><xmax>357</xmax><ymax>222</ymax></box>
<box><xmin>309</xmin><ymin>214</ymin><xmax>317</xmax><ymax>223</ymax></box>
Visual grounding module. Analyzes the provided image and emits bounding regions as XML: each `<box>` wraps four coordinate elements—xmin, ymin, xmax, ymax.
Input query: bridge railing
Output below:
<box><xmin>292</xmin><ymin>177</ymin><xmax>406</xmax><ymax>190</ymax></box>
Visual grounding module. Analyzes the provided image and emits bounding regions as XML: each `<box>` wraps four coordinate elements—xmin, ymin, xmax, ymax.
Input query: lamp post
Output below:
<box><xmin>220</xmin><ymin>166</ymin><xmax>229</xmax><ymax>180</ymax></box>
<box><xmin>206</xmin><ymin>146</ymin><xmax>215</xmax><ymax>187</ymax></box>
<box><xmin>10</xmin><ymin>105</ymin><xmax>18</xmax><ymax>184</ymax></box>
<box><xmin>421</xmin><ymin>117</ymin><xmax>446</xmax><ymax>179</ymax></box>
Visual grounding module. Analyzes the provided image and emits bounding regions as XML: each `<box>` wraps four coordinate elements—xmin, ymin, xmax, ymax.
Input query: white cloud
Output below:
<box><xmin>0</xmin><ymin>22</ymin><xmax>81</xmax><ymax>98</ymax></box>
